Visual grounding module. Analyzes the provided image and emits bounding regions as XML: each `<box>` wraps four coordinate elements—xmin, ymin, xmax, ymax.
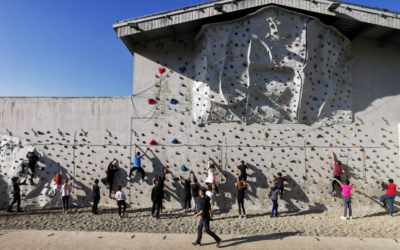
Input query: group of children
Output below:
<box><xmin>6</xmin><ymin>150</ymin><xmax>397</xmax><ymax>221</ymax></box>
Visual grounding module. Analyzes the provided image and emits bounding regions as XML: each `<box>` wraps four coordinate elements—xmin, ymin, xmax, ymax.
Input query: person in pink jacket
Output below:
<box><xmin>334</xmin><ymin>178</ymin><xmax>353</xmax><ymax>220</ymax></box>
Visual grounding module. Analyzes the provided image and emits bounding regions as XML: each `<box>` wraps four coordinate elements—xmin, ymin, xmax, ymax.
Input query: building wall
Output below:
<box><xmin>0</xmin><ymin>38</ymin><xmax>399</xmax><ymax>212</ymax></box>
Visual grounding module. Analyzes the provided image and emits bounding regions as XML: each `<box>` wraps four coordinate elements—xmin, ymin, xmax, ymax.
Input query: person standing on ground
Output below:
<box><xmin>335</xmin><ymin>178</ymin><xmax>353</xmax><ymax>220</ymax></box>
<box><xmin>61</xmin><ymin>179</ymin><xmax>72</xmax><ymax>215</ymax></box>
<box><xmin>235</xmin><ymin>177</ymin><xmax>249</xmax><ymax>219</ymax></box>
<box><xmin>151</xmin><ymin>176</ymin><xmax>165</xmax><ymax>219</ymax></box>
<box><xmin>235</xmin><ymin>161</ymin><xmax>249</xmax><ymax>182</ymax></box>
<box><xmin>205</xmin><ymin>185</ymin><xmax>215</xmax><ymax>219</ymax></box>
<box><xmin>330</xmin><ymin>152</ymin><xmax>345</xmax><ymax>195</ymax></box>
<box><xmin>49</xmin><ymin>169</ymin><xmax>63</xmax><ymax>197</ymax></box>
<box><xmin>380</xmin><ymin>179</ymin><xmax>397</xmax><ymax>217</ymax></box>
<box><xmin>192</xmin><ymin>189</ymin><xmax>222</xmax><ymax>248</ymax></box>
<box><xmin>272</xmin><ymin>172</ymin><xmax>289</xmax><ymax>197</ymax></box>
<box><xmin>101</xmin><ymin>158</ymin><xmax>119</xmax><ymax>198</ymax></box>
<box><xmin>179</xmin><ymin>170</ymin><xmax>192</xmax><ymax>212</ymax></box>
<box><xmin>26</xmin><ymin>151</ymin><xmax>40</xmax><ymax>185</ymax></box>
<box><xmin>115</xmin><ymin>186</ymin><xmax>127</xmax><ymax>219</ymax></box>
<box><xmin>127</xmin><ymin>145</ymin><xmax>148</xmax><ymax>181</ymax></box>
<box><xmin>92</xmin><ymin>179</ymin><xmax>100</xmax><ymax>214</ymax></box>
<box><xmin>269</xmin><ymin>182</ymin><xmax>281</xmax><ymax>217</ymax></box>
<box><xmin>191</xmin><ymin>178</ymin><xmax>201</xmax><ymax>215</ymax></box>
<box><xmin>7</xmin><ymin>176</ymin><xmax>28</xmax><ymax>213</ymax></box>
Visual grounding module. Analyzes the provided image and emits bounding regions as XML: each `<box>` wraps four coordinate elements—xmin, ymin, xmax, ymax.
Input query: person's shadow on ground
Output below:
<box><xmin>201</xmin><ymin>231</ymin><xmax>302</xmax><ymax>248</ymax></box>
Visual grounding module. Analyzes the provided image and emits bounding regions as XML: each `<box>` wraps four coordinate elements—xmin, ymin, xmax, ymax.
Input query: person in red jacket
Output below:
<box><xmin>380</xmin><ymin>179</ymin><xmax>397</xmax><ymax>217</ymax></box>
<box><xmin>330</xmin><ymin>152</ymin><xmax>345</xmax><ymax>195</ymax></box>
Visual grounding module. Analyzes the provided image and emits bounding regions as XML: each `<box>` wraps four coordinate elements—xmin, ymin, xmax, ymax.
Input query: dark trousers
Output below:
<box><xmin>343</xmin><ymin>196</ymin><xmax>352</xmax><ymax>217</ymax></box>
<box><xmin>196</xmin><ymin>217</ymin><xmax>221</xmax><ymax>244</ymax></box>
<box><xmin>279</xmin><ymin>187</ymin><xmax>284</xmax><ymax>196</ymax></box>
<box><xmin>62</xmin><ymin>195</ymin><xmax>69</xmax><ymax>211</ymax></box>
<box><xmin>331</xmin><ymin>176</ymin><xmax>341</xmax><ymax>192</ymax></box>
<box><xmin>117</xmin><ymin>200</ymin><xmax>127</xmax><ymax>216</ymax></box>
<box><xmin>237</xmin><ymin>197</ymin><xmax>245</xmax><ymax>215</ymax></box>
<box><xmin>184</xmin><ymin>194</ymin><xmax>191</xmax><ymax>209</ymax></box>
<box><xmin>29</xmin><ymin>165</ymin><xmax>35</xmax><ymax>180</ymax></box>
<box><xmin>271</xmin><ymin>199</ymin><xmax>278</xmax><ymax>216</ymax></box>
<box><xmin>238</xmin><ymin>174</ymin><xmax>247</xmax><ymax>182</ymax></box>
<box><xmin>129</xmin><ymin>167</ymin><xmax>145</xmax><ymax>180</ymax></box>
<box><xmin>101</xmin><ymin>178</ymin><xmax>113</xmax><ymax>197</ymax></box>
<box><xmin>8</xmin><ymin>195</ymin><xmax>21</xmax><ymax>211</ymax></box>
<box><xmin>152</xmin><ymin>199</ymin><xmax>162</xmax><ymax>217</ymax></box>
<box><xmin>93</xmin><ymin>198</ymin><xmax>100</xmax><ymax>213</ymax></box>
<box><xmin>206</xmin><ymin>183</ymin><xmax>219</xmax><ymax>194</ymax></box>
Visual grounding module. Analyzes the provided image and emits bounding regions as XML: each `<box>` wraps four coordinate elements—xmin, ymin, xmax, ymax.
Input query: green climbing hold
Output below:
<box><xmin>270</xmin><ymin>148</ymin><xmax>273</xmax><ymax>151</ymax></box>
<box><xmin>264</xmin><ymin>79</ymin><xmax>268</xmax><ymax>82</ymax></box>
<box><xmin>296</xmin><ymin>133</ymin><xmax>301</xmax><ymax>136</ymax></box>
<box><xmin>266</xmin><ymin>50</ymin><xmax>269</xmax><ymax>53</ymax></box>
<box><xmin>313</xmin><ymin>97</ymin><xmax>318</xmax><ymax>101</ymax></box>
<box><xmin>306</xmin><ymin>102</ymin><xmax>309</xmax><ymax>105</ymax></box>
<box><xmin>44</xmin><ymin>146</ymin><xmax>49</xmax><ymax>150</ymax></box>
<box><xmin>290</xmin><ymin>160</ymin><xmax>296</xmax><ymax>163</ymax></box>
<box><xmin>273</xmin><ymin>31</ymin><xmax>278</xmax><ymax>35</ymax></box>
<box><xmin>311</xmin><ymin>147</ymin><xmax>315</xmax><ymax>151</ymax></box>
<box><xmin>389</xmin><ymin>140</ymin><xmax>392</xmax><ymax>142</ymax></box>
<box><xmin>317</xmin><ymin>134</ymin><xmax>323</xmax><ymax>138</ymax></box>
<box><xmin>264</xmin><ymin>133</ymin><xmax>269</xmax><ymax>138</ymax></box>
<box><xmin>270</xmin><ymin>24</ymin><xmax>275</xmax><ymax>28</ymax></box>
<box><xmin>255</xmin><ymin>97</ymin><xmax>259</xmax><ymax>100</ymax></box>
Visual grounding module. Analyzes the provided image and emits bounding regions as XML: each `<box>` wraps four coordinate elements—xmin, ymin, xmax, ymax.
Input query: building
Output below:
<box><xmin>1</xmin><ymin>0</ymin><xmax>399</xmax><ymax>212</ymax></box>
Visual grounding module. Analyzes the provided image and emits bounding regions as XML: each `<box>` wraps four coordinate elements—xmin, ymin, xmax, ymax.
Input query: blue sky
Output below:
<box><xmin>1</xmin><ymin>0</ymin><xmax>399</xmax><ymax>97</ymax></box>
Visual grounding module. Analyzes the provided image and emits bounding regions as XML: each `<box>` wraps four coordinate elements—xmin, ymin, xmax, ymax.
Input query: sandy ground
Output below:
<box><xmin>0</xmin><ymin>230</ymin><xmax>399</xmax><ymax>250</ymax></box>
<box><xmin>0</xmin><ymin>207</ymin><xmax>399</xmax><ymax>239</ymax></box>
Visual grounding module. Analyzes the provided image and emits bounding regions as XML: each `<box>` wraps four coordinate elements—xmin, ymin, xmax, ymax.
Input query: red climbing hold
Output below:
<box><xmin>148</xmin><ymin>99</ymin><xmax>156</xmax><ymax>105</ymax></box>
<box><xmin>149</xmin><ymin>140</ymin><xmax>157</xmax><ymax>145</ymax></box>
<box><xmin>162</xmin><ymin>167</ymin><xmax>169</xmax><ymax>174</ymax></box>
<box><xmin>158</xmin><ymin>68</ymin><xmax>166</xmax><ymax>74</ymax></box>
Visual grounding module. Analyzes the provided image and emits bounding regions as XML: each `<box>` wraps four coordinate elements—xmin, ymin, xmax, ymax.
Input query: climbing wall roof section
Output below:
<box><xmin>191</xmin><ymin>6</ymin><xmax>353</xmax><ymax>126</ymax></box>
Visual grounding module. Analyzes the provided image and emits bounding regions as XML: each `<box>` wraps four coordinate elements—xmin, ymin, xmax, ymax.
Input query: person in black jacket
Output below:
<box><xmin>7</xmin><ymin>176</ymin><xmax>28</xmax><ymax>213</ymax></box>
<box><xmin>151</xmin><ymin>174</ymin><xmax>166</xmax><ymax>219</ymax></box>
<box><xmin>179</xmin><ymin>170</ymin><xmax>192</xmax><ymax>212</ymax></box>
<box><xmin>192</xmin><ymin>189</ymin><xmax>222</xmax><ymax>248</ymax></box>
<box><xmin>92</xmin><ymin>179</ymin><xmax>100</xmax><ymax>214</ymax></box>
<box><xmin>25</xmin><ymin>151</ymin><xmax>40</xmax><ymax>185</ymax></box>
<box><xmin>101</xmin><ymin>159</ymin><xmax>119</xmax><ymax>198</ymax></box>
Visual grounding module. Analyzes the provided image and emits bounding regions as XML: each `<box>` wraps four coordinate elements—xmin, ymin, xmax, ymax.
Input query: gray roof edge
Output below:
<box><xmin>113</xmin><ymin>0</ymin><xmax>400</xmax><ymax>29</ymax></box>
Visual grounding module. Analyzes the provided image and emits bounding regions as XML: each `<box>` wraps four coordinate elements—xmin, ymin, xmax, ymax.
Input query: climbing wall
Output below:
<box><xmin>0</xmin><ymin>6</ymin><xmax>399</xmax><ymax>212</ymax></box>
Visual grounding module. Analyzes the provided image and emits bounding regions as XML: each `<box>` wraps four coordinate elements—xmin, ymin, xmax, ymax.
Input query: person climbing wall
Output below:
<box><xmin>25</xmin><ymin>151</ymin><xmax>40</xmax><ymax>185</ymax></box>
<box><xmin>380</xmin><ymin>179</ymin><xmax>397</xmax><ymax>217</ymax></box>
<box><xmin>272</xmin><ymin>172</ymin><xmax>290</xmax><ymax>197</ymax></box>
<box><xmin>330</xmin><ymin>152</ymin><xmax>345</xmax><ymax>195</ymax></box>
<box><xmin>127</xmin><ymin>145</ymin><xmax>148</xmax><ymax>181</ymax></box>
<box><xmin>205</xmin><ymin>157</ymin><xmax>220</xmax><ymax>196</ymax></box>
<box><xmin>235</xmin><ymin>161</ymin><xmax>249</xmax><ymax>183</ymax></box>
<box><xmin>101</xmin><ymin>158</ymin><xmax>119</xmax><ymax>198</ymax></box>
<box><xmin>179</xmin><ymin>170</ymin><xmax>192</xmax><ymax>212</ymax></box>
<box><xmin>48</xmin><ymin>169</ymin><xmax>63</xmax><ymax>197</ymax></box>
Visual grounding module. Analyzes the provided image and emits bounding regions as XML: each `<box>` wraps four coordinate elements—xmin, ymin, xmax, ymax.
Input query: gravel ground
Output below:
<box><xmin>0</xmin><ymin>207</ymin><xmax>399</xmax><ymax>238</ymax></box>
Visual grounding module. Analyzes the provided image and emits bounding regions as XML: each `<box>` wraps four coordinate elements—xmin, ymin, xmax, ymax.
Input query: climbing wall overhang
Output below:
<box><xmin>191</xmin><ymin>6</ymin><xmax>354</xmax><ymax>126</ymax></box>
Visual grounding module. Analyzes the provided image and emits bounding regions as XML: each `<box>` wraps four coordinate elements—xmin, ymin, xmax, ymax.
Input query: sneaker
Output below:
<box><xmin>216</xmin><ymin>240</ymin><xmax>222</xmax><ymax>248</ymax></box>
<box><xmin>192</xmin><ymin>242</ymin><xmax>201</xmax><ymax>246</ymax></box>
<box><xmin>330</xmin><ymin>191</ymin><xmax>336</xmax><ymax>195</ymax></box>
<box><xmin>239</xmin><ymin>215</ymin><xmax>242</xmax><ymax>219</ymax></box>
<box><xmin>7</xmin><ymin>209</ymin><xmax>14</xmax><ymax>213</ymax></box>
<box><xmin>216</xmin><ymin>194</ymin><xmax>221</xmax><ymax>197</ymax></box>
<box><xmin>270</xmin><ymin>215</ymin><xmax>273</xmax><ymax>218</ymax></box>
<box><xmin>349</xmin><ymin>216</ymin><xmax>353</xmax><ymax>219</ymax></box>
<box><xmin>381</xmin><ymin>204</ymin><xmax>387</xmax><ymax>208</ymax></box>
<box><xmin>341</xmin><ymin>216</ymin><xmax>347</xmax><ymax>220</ymax></box>
<box><xmin>276</xmin><ymin>213</ymin><xmax>279</xmax><ymax>217</ymax></box>
<box><xmin>126</xmin><ymin>177</ymin><xmax>131</xmax><ymax>181</ymax></box>
<box><xmin>390</xmin><ymin>215</ymin><xmax>394</xmax><ymax>218</ymax></box>
<box><xmin>244</xmin><ymin>215</ymin><xmax>247</xmax><ymax>219</ymax></box>
<box><xmin>17</xmin><ymin>209</ymin><xmax>24</xmax><ymax>213</ymax></box>
<box><xmin>150</xmin><ymin>214</ymin><xmax>154</xmax><ymax>217</ymax></box>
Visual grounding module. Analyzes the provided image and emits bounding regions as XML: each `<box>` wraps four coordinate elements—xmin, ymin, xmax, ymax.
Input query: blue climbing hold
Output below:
<box><xmin>181</xmin><ymin>165</ymin><xmax>188</xmax><ymax>171</ymax></box>
<box><xmin>179</xmin><ymin>66</ymin><xmax>186</xmax><ymax>73</ymax></box>
<box><xmin>180</xmin><ymin>122</ymin><xmax>184</xmax><ymax>125</ymax></box>
<box><xmin>172</xmin><ymin>177</ymin><xmax>179</xmax><ymax>181</ymax></box>
<box><xmin>192</xmin><ymin>121</ymin><xmax>196</xmax><ymax>124</ymax></box>
<box><xmin>180</xmin><ymin>77</ymin><xmax>184</xmax><ymax>80</ymax></box>
<box><xmin>170</xmin><ymin>99</ymin><xmax>178</xmax><ymax>105</ymax></box>
<box><xmin>171</xmin><ymin>138</ymin><xmax>179</xmax><ymax>144</ymax></box>
<box><xmin>185</xmin><ymin>62</ymin><xmax>188</xmax><ymax>65</ymax></box>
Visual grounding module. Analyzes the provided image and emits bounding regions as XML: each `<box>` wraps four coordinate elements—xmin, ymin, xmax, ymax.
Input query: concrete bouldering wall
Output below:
<box><xmin>1</xmin><ymin>6</ymin><xmax>400</xmax><ymax>212</ymax></box>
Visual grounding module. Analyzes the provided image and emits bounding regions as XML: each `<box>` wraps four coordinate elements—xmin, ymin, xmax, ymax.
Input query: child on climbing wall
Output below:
<box><xmin>235</xmin><ymin>161</ymin><xmax>249</xmax><ymax>182</ymax></box>
<box><xmin>235</xmin><ymin>177</ymin><xmax>249</xmax><ymax>219</ymax></box>
<box><xmin>179</xmin><ymin>170</ymin><xmax>192</xmax><ymax>212</ymax></box>
<box><xmin>334</xmin><ymin>178</ymin><xmax>353</xmax><ymax>220</ymax></box>
<box><xmin>49</xmin><ymin>169</ymin><xmax>63</xmax><ymax>197</ymax></box>
<box><xmin>330</xmin><ymin>152</ymin><xmax>345</xmax><ymax>195</ymax></box>
<box><xmin>25</xmin><ymin>151</ymin><xmax>41</xmax><ymax>185</ymax></box>
<box><xmin>115</xmin><ymin>186</ymin><xmax>127</xmax><ymax>219</ymax></box>
<box><xmin>7</xmin><ymin>176</ymin><xmax>28</xmax><ymax>213</ymax></box>
<box><xmin>272</xmin><ymin>173</ymin><xmax>289</xmax><ymax>197</ymax></box>
<box><xmin>101</xmin><ymin>158</ymin><xmax>119</xmax><ymax>198</ymax></box>
<box><xmin>92</xmin><ymin>179</ymin><xmax>100</xmax><ymax>214</ymax></box>
<box><xmin>268</xmin><ymin>182</ymin><xmax>281</xmax><ymax>217</ymax></box>
<box><xmin>205</xmin><ymin>157</ymin><xmax>220</xmax><ymax>196</ymax></box>
<box><xmin>380</xmin><ymin>179</ymin><xmax>397</xmax><ymax>217</ymax></box>
<box><xmin>127</xmin><ymin>145</ymin><xmax>149</xmax><ymax>181</ymax></box>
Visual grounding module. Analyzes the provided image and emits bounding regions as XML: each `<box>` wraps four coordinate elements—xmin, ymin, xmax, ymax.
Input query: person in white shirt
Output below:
<box><xmin>204</xmin><ymin>157</ymin><xmax>220</xmax><ymax>196</ymax></box>
<box><xmin>115</xmin><ymin>186</ymin><xmax>127</xmax><ymax>218</ymax></box>
<box><xmin>60</xmin><ymin>179</ymin><xmax>72</xmax><ymax>215</ymax></box>
<box><xmin>205</xmin><ymin>185</ymin><xmax>215</xmax><ymax>219</ymax></box>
